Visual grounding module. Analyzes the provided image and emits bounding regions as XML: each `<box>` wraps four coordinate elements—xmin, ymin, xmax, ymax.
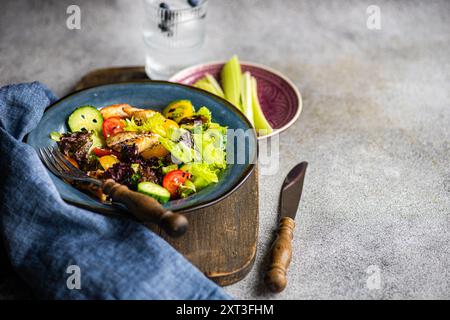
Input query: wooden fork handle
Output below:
<box><xmin>264</xmin><ymin>217</ymin><xmax>295</xmax><ymax>293</ymax></box>
<box><xmin>102</xmin><ymin>179</ymin><xmax>188</xmax><ymax>237</ymax></box>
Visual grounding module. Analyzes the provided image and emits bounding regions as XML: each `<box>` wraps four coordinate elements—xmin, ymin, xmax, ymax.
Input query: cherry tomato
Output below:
<box><xmin>162</xmin><ymin>170</ymin><xmax>191</xmax><ymax>197</ymax></box>
<box><xmin>92</xmin><ymin>147</ymin><xmax>113</xmax><ymax>157</ymax></box>
<box><xmin>102</xmin><ymin>117</ymin><xmax>125</xmax><ymax>138</ymax></box>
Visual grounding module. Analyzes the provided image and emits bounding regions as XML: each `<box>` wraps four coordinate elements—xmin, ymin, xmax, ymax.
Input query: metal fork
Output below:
<box><xmin>38</xmin><ymin>145</ymin><xmax>188</xmax><ymax>237</ymax></box>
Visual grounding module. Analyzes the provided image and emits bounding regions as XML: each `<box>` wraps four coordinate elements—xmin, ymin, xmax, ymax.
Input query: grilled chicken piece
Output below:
<box><xmin>106</xmin><ymin>132</ymin><xmax>169</xmax><ymax>159</ymax></box>
<box><xmin>100</xmin><ymin>104</ymin><xmax>133</xmax><ymax>119</ymax></box>
<box><xmin>106</xmin><ymin>131</ymin><xmax>141</xmax><ymax>148</ymax></box>
<box><xmin>140</xmin><ymin>141</ymin><xmax>169</xmax><ymax>159</ymax></box>
<box><xmin>131</xmin><ymin>109</ymin><xmax>158</xmax><ymax>122</ymax></box>
<box><xmin>101</xmin><ymin>104</ymin><xmax>158</xmax><ymax>121</ymax></box>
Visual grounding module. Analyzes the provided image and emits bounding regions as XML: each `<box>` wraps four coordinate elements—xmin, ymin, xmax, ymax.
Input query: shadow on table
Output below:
<box><xmin>0</xmin><ymin>242</ymin><xmax>34</xmax><ymax>300</ymax></box>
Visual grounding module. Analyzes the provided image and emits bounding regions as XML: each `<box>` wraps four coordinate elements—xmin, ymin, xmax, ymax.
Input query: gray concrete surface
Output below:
<box><xmin>1</xmin><ymin>0</ymin><xmax>449</xmax><ymax>299</ymax></box>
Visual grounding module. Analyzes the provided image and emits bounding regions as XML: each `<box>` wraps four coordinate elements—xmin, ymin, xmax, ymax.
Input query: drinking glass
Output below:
<box><xmin>142</xmin><ymin>0</ymin><xmax>208</xmax><ymax>79</ymax></box>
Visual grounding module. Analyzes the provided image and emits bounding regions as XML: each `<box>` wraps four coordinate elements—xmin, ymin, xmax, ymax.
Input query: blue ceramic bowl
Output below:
<box><xmin>27</xmin><ymin>82</ymin><xmax>257</xmax><ymax>214</ymax></box>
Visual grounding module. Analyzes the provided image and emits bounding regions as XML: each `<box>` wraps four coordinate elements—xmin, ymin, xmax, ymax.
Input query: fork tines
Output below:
<box><xmin>37</xmin><ymin>145</ymin><xmax>100</xmax><ymax>185</ymax></box>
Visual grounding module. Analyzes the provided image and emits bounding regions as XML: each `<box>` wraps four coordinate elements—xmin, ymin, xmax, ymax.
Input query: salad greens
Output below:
<box><xmin>180</xmin><ymin>163</ymin><xmax>219</xmax><ymax>190</ymax></box>
<box><xmin>50</xmin><ymin>99</ymin><xmax>228</xmax><ymax>204</ymax></box>
<box><xmin>159</xmin><ymin>105</ymin><xmax>227</xmax><ymax>187</ymax></box>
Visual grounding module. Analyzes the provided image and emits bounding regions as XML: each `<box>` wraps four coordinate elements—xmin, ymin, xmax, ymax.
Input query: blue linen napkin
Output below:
<box><xmin>0</xmin><ymin>82</ymin><xmax>231</xmax><ymax>300</ymax></box>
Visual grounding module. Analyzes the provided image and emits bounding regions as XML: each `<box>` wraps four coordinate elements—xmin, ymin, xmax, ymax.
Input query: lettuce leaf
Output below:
<box><xmin>196</xmin><ymin>106</ymin><xmax>212</xmax><ymax>123</ymax></box>
<box><xmin>180</xmin><ymin>163</ymin><xmax>219</xmax><ymax>190</ymax></box>
<box><xmin>123</xmin><ymin>113</ymin><xmax>167</xmax><ymax>137</ymax></box>
<box><xmin>158</xmin><ymin>136</ymin><xmax>194</xmax><ymax>163</ymax></box>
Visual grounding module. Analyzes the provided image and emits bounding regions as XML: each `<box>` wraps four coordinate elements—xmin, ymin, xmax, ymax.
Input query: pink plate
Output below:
<box><xmin>169</xmin><ymin>61</ymin><xmax>302</xmax><ymax>139</ymax></box>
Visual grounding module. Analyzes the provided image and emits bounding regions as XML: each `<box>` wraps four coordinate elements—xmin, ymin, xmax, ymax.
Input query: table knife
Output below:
<box><xmin>264</xmin><ymin>161</ymin><xmax>308</xmax><ymax>293</ymax></box>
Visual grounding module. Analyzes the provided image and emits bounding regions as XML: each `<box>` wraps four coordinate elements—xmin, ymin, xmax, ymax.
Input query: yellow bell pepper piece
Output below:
<box><xmin>98</xmin><ymin>155</ymin><xmax>119</xmax><ymax>171</ymax></box>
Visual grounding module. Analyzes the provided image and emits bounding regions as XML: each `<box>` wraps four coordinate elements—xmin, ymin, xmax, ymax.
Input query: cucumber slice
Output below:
<box><xmin>137</xmin><ymin>182</ymin><xmax>171</xmax><ymax>204</ymax></box>
<box><xmin>67</xmin><ymin>106</ymin><xmax>103</xmax><ymax>133</ymax></box>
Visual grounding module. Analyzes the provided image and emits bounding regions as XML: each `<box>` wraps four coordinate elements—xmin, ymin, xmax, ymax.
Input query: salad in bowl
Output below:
<box><xmin>50</xmin><ymin>100</ymin><xmax>227</xmax><ymax>204</ymax></box>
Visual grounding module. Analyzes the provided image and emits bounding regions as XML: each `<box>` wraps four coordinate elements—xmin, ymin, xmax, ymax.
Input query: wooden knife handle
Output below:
<box><xmin>264</xmin><ymin>217</ymin><xmax>295</xmax><ymax>293</ymax></box>
<box><xmin>102</xmin><ymin>179</ymin><xmax>188</xmax><ymax>237</ymax></box>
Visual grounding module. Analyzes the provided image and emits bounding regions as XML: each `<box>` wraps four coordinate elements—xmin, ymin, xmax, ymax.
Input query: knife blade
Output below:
<box><xmin>264</xmin><ymin>161</ymin><xmax>308</xmax><ymax>293</ymax></box>
<box><xmin>280</xmin><ymin>162</ymin><xmax>308</xmax><ymax>219</ymax></box>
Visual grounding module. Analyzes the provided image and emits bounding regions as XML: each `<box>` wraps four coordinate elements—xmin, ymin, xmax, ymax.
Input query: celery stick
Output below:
<box><xmin>241</xmin><ymin>71</ymin><xmax>254</xmax><ymax>125</ymax></box>
<box><xmin>194</xmin><ymin>78</ymin><xmax>220</xmax><ymax>96</ymax></box>
<box><xmin>221</xmin><ymin>55</ymin><xmax>242</xmax><ymax>111</ymax></box>
<box><xmin>251</xmin><ymin>76</ymin><xmax>273</xmax><ymax>135</ymax></box>
<box><xmin>204</xmin><ymin>73</ymin><xmax>225</xmax><ymax>98</ymax></box>
<box><xmin>194</xmin><ymin>76</ymin><xmax>225</xmax><ymax>98</ymax></box>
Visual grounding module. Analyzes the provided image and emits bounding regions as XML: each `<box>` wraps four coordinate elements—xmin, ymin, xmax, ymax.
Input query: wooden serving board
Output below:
<box><xmin>75</xmin><ymin>67</ymin><xmax>259</xmax><ymax>286</ymax></box>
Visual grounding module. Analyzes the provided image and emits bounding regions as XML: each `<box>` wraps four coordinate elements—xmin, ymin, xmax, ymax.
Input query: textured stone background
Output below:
<box><xmin>1</xmin><ymin>0</ymin><xmax>449</xmax><ymax>299</ymax></box>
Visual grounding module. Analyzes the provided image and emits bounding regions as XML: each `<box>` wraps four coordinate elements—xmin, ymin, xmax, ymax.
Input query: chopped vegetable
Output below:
<box><xmin>98</xmin><ymin>155</ymin><xmax>119</xmax><ymax>171</ymax></box>
<box><xmin>179</xmin><ymin>180</ymin><xmax>196</xmax><ymax>198</ymax></box>
<box><xmin>178</xmin><ymin>116</ymin><xmax>209</xmax><ymax>130</ymax></box>
<box><xmin>162</xmin><ymin>170</ymin><xmax>192</xmax><ymax>198</ymax></box>
<box><xmin>91</xmin><ymin>131</ymin><xmax>106</xmax><ymax>149</ymax></box>
<box><xmin>58</xmin><ymin>131</ymin><xmax>95</xmax><ymax>171</ymax></box>
<box><xmin>195</xmin><ymin>106</ymin><xmax>212</xmax><ymax>123</ymax></box>
<box><xmin>102</xmin><ymin>117</ymin><xmax>125</xmax><ymax>138</ymax></box>
<box><xmin>123</xmin><ymin>112</ymin><xmax>171</xmax><ymax>137</ymax></box>
<box><xmin>92</xmin><ymin>147</ymin><xmax>112</xmax><ymax>157</ymax></box>
<box><xmin>158</xmin><ymin>136</ymin><xmax>194</xmax><ymax>163</ymax></box>
<box><xmin>163</xmin><ymin>100</ymin><xmax>195</xmax><ymax>123</ymax></box>
<box><xmin>193</xmin><ymin>127</ymin><xmax>227</xmax><ymax>169</ymax></box>
<box><xmin>241</xmin><ymin>71</ymin><xmax>254</xmax><ymax>126</ymax></box>
<box><xmin>50</xmin><ymin>131</ymin><xmax>61</xmax><ymax>142</ymax></box>
<box><xmin>177</xmin><ymin>106</ymin><xmax>212</xmax><ymax>130</ymax></box>
<box><xmin>67</xmin><ymin>106</ymin><xmax>103</xmax><ymax>134</ymax></box>
<box><xmin>137</xmin><ymin>182</ymin><xmax>171</xmax><ymax>203</ymax></box>
<box><xmin>180</xmin><ymin>163</ymin><xmax>219</xmax><ymax>190</ymax></box>
<box><xmin>251</xmin><ymin>76</ymin><xmax>273</xmax><ymax>134</ymax></box>
<box><xmin>103</xmin><ymin>162</ymin><xmax>138</xmax><ymax>190</ymax></box>
<box><xmin>221</xmin><ymin>55</ymin><xmax>242</xmax><ymax>111</ymax></box>
<box><xmin>162</xmin><ymin>164</ymin><xmax>178</xmax><ymax>175</ymax></box>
